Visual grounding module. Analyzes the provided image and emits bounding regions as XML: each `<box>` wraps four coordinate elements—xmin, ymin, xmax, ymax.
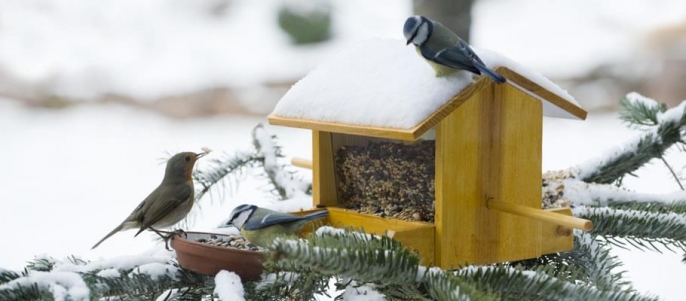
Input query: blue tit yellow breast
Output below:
<box><xmin>240</xmin><ymin>224</ymin><xmax>291</xmax><ymax>248</ymax></box>
<box><xmin>415</xmin><ymin>47</ymin><xmax>457</xmax><ymax>77</ymax></box>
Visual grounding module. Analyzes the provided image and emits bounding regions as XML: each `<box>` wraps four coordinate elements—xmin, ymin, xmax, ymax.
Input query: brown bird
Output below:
<box><xmin>91</xmin><ymin>151</ymin><xmax>208</xmax><ymax>249</ymax></box>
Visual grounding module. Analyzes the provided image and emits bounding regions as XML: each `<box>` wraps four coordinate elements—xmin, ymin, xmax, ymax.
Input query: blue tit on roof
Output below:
<box><xmin>403</xmin><ymin>15</ymin><xmax>506</xmax><ymax>83</ymax></box>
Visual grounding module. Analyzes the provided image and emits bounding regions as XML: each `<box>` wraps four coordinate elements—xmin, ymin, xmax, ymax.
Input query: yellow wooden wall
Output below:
<box><xmin>434</xmin><ymin>83</ymin><xmax>543</xmax><ymax>267</ymax></box>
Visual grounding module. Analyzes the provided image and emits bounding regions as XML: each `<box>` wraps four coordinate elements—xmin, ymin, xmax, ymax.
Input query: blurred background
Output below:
<box><xmin>3</xmin><ymin>0</ymin><xmax>686</xmax><ymax>114</ymax></box>
<box><xmin>3</xmin><ymin>0</ymin><xmax>686</xmax><ymax>299</ymax></box>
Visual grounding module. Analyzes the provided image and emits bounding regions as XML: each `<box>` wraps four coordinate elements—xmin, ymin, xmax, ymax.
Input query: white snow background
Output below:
<box><xmin>1</xmin><ymin>0</ymin><xmax>686</xmax><ymax>101</ymax></box>
<box><xmin>2</xmin><ymin>98</ymin><xmax>686</xmax><ymax>300</ymax></box>
<box><xmin>2</xmin><ymin>0</ymin><xmax>686</xmax><ymax>299</ymax></box>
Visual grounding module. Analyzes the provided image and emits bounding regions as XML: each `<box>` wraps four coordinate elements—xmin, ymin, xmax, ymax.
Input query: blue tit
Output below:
<box><xmin>225</xmin><ymin>204</ymin><xmax>328</xmax><ymax>247</ymax></box>
<box><xmin>403</xmin><ymin>15</ymin><xmax>506</xmax><ymax>83</ymax></box>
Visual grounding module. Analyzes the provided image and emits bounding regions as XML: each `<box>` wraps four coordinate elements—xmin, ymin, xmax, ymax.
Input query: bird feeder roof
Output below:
<box><xmin>268</xmin><ymin>38</ymin><xmax>587</xmax><ymax>141</ymax></box>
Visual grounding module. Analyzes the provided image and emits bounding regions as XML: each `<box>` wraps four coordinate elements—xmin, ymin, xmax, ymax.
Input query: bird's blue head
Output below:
<box><xmin>403</xmin><ymin>15</ymin><xmax>433</xmax><ymax>46</ymax></box>
<box><xmin>227</xmin><ymin>204</ymin><xmax>257</xmax><ymax>229</ymax></box>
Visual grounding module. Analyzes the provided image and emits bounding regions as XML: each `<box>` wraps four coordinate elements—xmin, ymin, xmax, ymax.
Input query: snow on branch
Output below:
<box><xmin>456</xmin><ymin>265</ymin><xmax>652</xmax><ymax>301</ymax></box>
<box><xmin>252</xmin><ymin>124</ymin><xmax>311</xmax><ymax>200</ymax></box>
<box><xmin>0</xmin><ymin>252</ymin><xmax>208</xmax><ymax>300</ymax></box>
<box><xmin>576</xmin><ymin>93</ymin><xmax>686</xmax><ymax>184</ymax></box>
<box><xmin>558</xmin><ymin>179</ymin><xmax>686</xmax><ymax>207</ymax></box>
<box><xmin>573</xmin><ymin>206</ymin><xmax>686</xmax><ymax>252</ymax></box>
<box><xmin>339</xmin><ymin>280</ymin><xmax>386</xmax><ymax>301</ymax></box>
<box><xmin>0</xmin><ymin>270</ymin><xmax>90</xmax><ymax>301</ymax></box>
<box><xmin>271</xmin><ymin>235</ymin><xmax>419</xmax><ymax>285</ymax></box>
<box><xmin>619</xmin><ymin>92</ymin><xmax>664</xmax><ymax>127</ymax></box>
<box><xmin>192</xmin><ymin>124</ymin><xmax>311</xmax><ymax>203</ymax></box>
<box><xmin>213</xmin><ymin>271</ymin><xmax>245</xmax><ymax>301</ymax></box>
<box><xmin>569</xmin><ymin>231</ymin><xmax>628</xmax><ymax>291</ymax></box>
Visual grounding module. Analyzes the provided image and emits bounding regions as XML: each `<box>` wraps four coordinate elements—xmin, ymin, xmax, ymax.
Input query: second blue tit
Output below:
<box><xmin>403</xmin><ymin>15</ymin><xmax>506</xmax><ymax>83</ymax></box>
<box><xmin>225</xmin><ymin>204</ymin><xmax>328</xmax><ymax>247</ymax></box>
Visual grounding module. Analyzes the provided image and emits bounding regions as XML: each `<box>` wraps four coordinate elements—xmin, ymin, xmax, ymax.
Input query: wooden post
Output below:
<box><xmin>312</xmin><ymin>130</ymin><xmax>338</xmax><ymax>207</ymax></box>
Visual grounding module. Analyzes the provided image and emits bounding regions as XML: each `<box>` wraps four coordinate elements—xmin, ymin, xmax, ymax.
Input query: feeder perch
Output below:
<box><xmin>268</xmin><ymin>39</ymin><xmax>591</xmax><ymax>268</ymax></box>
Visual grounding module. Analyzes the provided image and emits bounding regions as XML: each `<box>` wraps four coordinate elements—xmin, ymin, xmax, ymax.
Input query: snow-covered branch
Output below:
<box><xmin>252</xmin><ymin>124</ymin><xmax>311</xmax><ymax>200</ymax></box>
<box><xmin>0</xmin><ymin>252</ymin><xmax>208</xmax><ymax>301</ymax></box>
<box><xmin>576</xmin><ymin>93</ymin><xmax>686</xmax><ymax>184</ymax></box>
<box><xmin>456</xmin><ymin>265</ymin><xmax>652</xmax><ymax>301</ymax></box>
<box><xmin>573</xmin><ymin>206</ymin><xmax>686</xmax><ymax>252</ymax></box>
<box><xmin>554</xmin><ymin>179</ymin><xmax>686</xmax><ymax>207</ymax></box>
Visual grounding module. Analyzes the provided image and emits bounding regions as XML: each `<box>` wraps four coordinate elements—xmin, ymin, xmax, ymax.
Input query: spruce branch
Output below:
<box><xmin>252</xmin><ymin>124</ymin><xmax>312</xmax><ymax>200</ymax></box>
<box><xmin>193</xmin><ymin>150</ymin><xmax>260</xmax><ymax>202</ymax></box>
<box><xmin>246</xmin><ymin>269</ymin><xmax>330</xmax><ymax>301</ymax></box>
<box><xmin>577</xmin><ymin>94</ymin><xmax>686</xmax><ymax>184</ymax></box>
<box><xmin>192</xmin><ymin>124</ymin><xmax>311</xmax><ymax>204</ymax></box>
<box><xmin>271</xmin><ymin>229</ymin><xmax>420</xmax><ymax>285</ymax></box>
<box><xmin>573</xmin><ymin>207</ymin><xmax>686</xmax><ymax>252</ymax></box>
<box><xmin>559</xmin><ymin>179</ymin><xmax>686</xmax><ymax>207</ymax></box>
<box><xmin>270</xmin><ymin>227</ymin><xmax>485</xmax><ymax>300</ymax></box>
<box><xmin>455</xmin><ymin>266</ymin><xmax>654</xmax><ymax>301</ymax></box>
<box><xmin>618</xmin><ymin>93</ymin><xmax>665</xmax><ymax>127</ymax></box>
<box><xmin>609</xmin><ymin>200</ymin><xmax>686</xmax><ymax>215</ymax></box>
<box><xmin>0</xmin><ymin>256</ymin><xmax>212</xmax><ymax>300</ymax></box>
<box><xmin>659</xmin><ymin>155</ymin><xmax>684</xmax><ymax>190</ymax></box>
<box><xmin>0</xmin><ymin>269</ymin><xmax>21</xmax><ymax>285</ymax></box>
<box><xmin>510</xmin><ymin>231</ymin><xmax>630</xmax><ymax>292</ymax></box>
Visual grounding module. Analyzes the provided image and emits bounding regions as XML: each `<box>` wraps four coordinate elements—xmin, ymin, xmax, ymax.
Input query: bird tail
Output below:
<box><xmin>302</xmin><ymin>209</ymin><xmax>328</xmax><ymax>221</ymax></box>
<box><xmin>473</xmin><ymin>61</ymin><xmax>506</xmax><ymax>84</ymax></box>
<box><xmin>91</xmin><ymin>224</ymin><xmax>123</xmax><ymax>249</ymax></box>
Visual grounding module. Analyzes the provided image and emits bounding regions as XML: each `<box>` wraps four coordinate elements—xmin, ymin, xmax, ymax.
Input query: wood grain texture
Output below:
<box><xmin>488</xmin><ymin>199</ymin><xmax>593</xmax><ymax>231</ymax></box>
<box><xmin>498</xmin><ymin>67</ymin><xmax>587</xmax><ymax>120</ymax></box>
<box><xmin>540</xmin><ymin>208</ymin><xmax>575</xmax><ymax>254</ymax></box>
<box><xmin>328</xmin><ymin>207</ymin><xmax>435</xmax><ymax>265</ymax></box>
<box><xmin>435</xmin><ymin>83</ymin><xmax>544</xmax><ymax>267</ymax></box>
<box><xmin>269</xmin><ymin>114</ymin><xmax>418</xmax><ymax>141</ymax></box>
<box><xmin>312</xmin><ymin>131</ymin><xmax>338</xmax><ymax>207</ymax></box>
<box><xmin>293</xmin><ymin>207</ymin><xmax>436</xmax><ymax>265</ymax></box>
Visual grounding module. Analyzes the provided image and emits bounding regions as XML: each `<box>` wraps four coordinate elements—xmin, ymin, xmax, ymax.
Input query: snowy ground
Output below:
<box><xmin>1</xmin><ymin>98</ymin><xmax>686</xmax><ymax>300</ymax></box>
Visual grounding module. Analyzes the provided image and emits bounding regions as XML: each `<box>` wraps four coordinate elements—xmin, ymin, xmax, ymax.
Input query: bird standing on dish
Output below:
<box><xmin>403</xmin><ymin>15</ymin><xmax>506</xmax><ymax>83</ymax></box>
<box><xmin>225</xmin><ymin>204</ymin><xmax>328</xmax><ymax>247</ymax></box>
<box><xmin>91</xmin><ymin>150</ymin><xmax>209</xmax><ymax>249</ymax></box>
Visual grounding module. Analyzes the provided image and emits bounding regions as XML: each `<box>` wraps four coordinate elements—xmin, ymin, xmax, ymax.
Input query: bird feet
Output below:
<box><xmin>150</xmin><ymin>228</ymin><xmax>187</xmax><ymax>251</ymax></box>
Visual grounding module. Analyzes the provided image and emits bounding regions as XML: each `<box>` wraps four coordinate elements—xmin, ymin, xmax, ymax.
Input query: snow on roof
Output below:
<box><xmin>271</xmin><ymin>38</ymin><xmax>583</xmax><ymax>130</ymax></box>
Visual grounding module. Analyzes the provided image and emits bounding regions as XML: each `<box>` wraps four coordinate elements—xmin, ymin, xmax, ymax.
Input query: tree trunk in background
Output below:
<box><xmin>413</xmin><ymin>0</ymin><xmax>475</xmax><ymax>42</ymax></box>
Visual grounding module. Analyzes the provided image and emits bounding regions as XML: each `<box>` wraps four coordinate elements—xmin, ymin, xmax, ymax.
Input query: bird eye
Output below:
<box><xmin>185</xmin><ymin>156</ymin><xmax>190</xmax><ymax>162</ymax></box>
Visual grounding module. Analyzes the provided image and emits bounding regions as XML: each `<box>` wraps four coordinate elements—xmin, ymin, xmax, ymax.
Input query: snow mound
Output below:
<box><xmin>272</xmin><ymin>38</ymin><xmax>580</xmax><ymax>129</ymax></box>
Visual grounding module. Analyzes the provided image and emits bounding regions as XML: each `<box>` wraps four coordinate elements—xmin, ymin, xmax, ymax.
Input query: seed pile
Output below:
<box><xmin>541</xmin><ymin>169</ymin><xmax>574</xmax><ymax>209</ymax></box>
<box><xmin>336</xmin><ymin>140</ymin><xmax>436</xmax><ymax>222</ymax></box>
<box><xmin>196</xmin><ymin>234</ymin><xmax>265</xmax><ymax>252</ymax></box>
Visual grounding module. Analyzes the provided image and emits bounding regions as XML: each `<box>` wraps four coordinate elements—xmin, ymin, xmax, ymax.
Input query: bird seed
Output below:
<box><xmin>336</xmin><ymin>140</ymin><xmax>436</xmax><ymax>222</ymax></box>
<box><xmin>195</xmin><ymin>234</ymin><xmax>264</xmax><ymax>252</ymax></box>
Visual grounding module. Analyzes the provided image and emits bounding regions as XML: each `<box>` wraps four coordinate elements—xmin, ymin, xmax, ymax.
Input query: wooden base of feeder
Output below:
<box><xmin>297</xmin><ymin>206</ymin><xmax>574</xmax><ymax>268</ymax></box>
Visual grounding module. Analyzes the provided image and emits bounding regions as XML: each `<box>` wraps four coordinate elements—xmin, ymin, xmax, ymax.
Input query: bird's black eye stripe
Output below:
<box><xmin>408</xmin><ymin>30</ymin><xmax>419</xmax><ymax>44</ymax></box>
<box><xmin>185</xmin><ymin>156</ymin><xmax>190</xmax><ymax>162</ymax></box>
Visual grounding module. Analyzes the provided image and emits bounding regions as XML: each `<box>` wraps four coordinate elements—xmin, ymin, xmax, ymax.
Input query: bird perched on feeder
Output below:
<box><xmin>225</xmin><ymin>204</ymin><xmax>328</xmax><ymax>247</ymax></box>
<box><xmin>403</xmin><ymin>15</ymin><xmax>506</xmax><ymax>83</ymax></box>
<box><xmin>91</xmin><ymin>150</ymin><xmax>210</xmax><ymax>249</ymax></box>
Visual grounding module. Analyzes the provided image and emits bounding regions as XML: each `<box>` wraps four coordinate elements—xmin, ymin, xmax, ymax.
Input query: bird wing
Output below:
<box><xmin>422</xmin><ymin>40</ymin><xmax>481</xmax><ymax>75</ymax></box>
<box><xmin>134</xmin><ymin>183</ymin><xmax>193</xmax><ymax>236</ymax></box>
<box><xmin>441</xmin><ymin>41</ymin><xmax>506</xmax><ymax>84</ymax></box>
<box><xmin>243</xmin><ymin>211</ymin><xmax>305</xmax><ymax>231</ymax></box>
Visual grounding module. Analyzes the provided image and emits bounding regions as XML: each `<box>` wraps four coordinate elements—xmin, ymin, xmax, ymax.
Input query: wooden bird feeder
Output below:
<box><xmin>267</xmin><ymin>42</ymin><xmax>591</xmax><ymax>267</ymax></box>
